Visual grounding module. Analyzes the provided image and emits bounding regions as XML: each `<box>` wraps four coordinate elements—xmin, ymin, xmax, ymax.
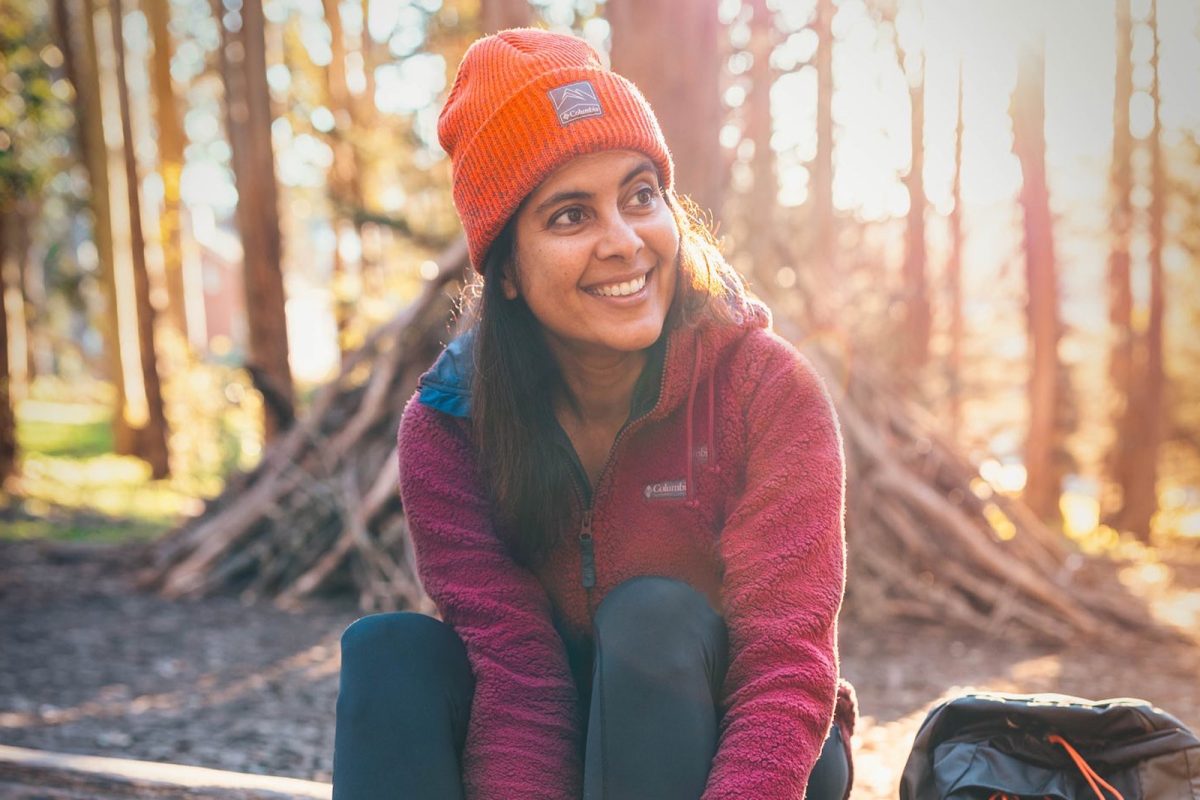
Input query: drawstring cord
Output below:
<box><xmin>706</xmin><ymin>367</ymin><xmax>718</xmax><ymax>473</ymax></box>
<box><xmin>985</xmin><ymin>733</ymin><xmax>1124</xmax><ymax>800</ymax></box>
<box><xmin>684</xmin><ymin>338</ymin><xmax>702</xmax><ymax>503</ymax></box>
<box><xmin>1047</xmin><ymin>734</ymin><xmax>1124</xmax><ymax>800</ymax></box>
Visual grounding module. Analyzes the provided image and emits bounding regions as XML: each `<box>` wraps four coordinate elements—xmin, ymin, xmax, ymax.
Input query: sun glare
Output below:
<box><xmin>769</xmin><ymin>0</ymin><xmax>1198</xmax><ymax>258</ymax></box>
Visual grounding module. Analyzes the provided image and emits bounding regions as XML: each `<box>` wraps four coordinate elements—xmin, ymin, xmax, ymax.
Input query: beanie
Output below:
<box><xmin>437</xmin><ymin>28</ymin><xmax>675</xmax><ymax>272</ymax></box>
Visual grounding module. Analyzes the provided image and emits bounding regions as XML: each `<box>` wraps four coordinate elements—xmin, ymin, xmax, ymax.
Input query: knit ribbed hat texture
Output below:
<box><xmin>437</xmin><ymin>28</ymin><xmax>675</xmax><ymax>271</ymax></box>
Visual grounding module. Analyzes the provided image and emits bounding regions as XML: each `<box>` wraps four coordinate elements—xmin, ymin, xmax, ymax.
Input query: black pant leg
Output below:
<box><xmin>579</xmin><ymin>575</ymin><xmax>851</xmax><ymax>800</ymax></box>
<box><xmin>583</xmin><ymin>576</ymin><xmax>728</xmax><ymax>800</ymax></box>
<box><xmin>807</xmin><ymin>723</ymin><xmax>850</xmax><ymax>800</ymax></box>
<box><xmin>333</xmin><ymin>612</ymin><xmax>473</xmax><ymax>800</ymax></box>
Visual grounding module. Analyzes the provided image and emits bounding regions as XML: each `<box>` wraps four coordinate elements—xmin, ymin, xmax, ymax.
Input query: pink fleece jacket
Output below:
<box><xmin>397</xmin><ymin>294</ymin><xmax>852</xmax><ymax>799</ymax></box>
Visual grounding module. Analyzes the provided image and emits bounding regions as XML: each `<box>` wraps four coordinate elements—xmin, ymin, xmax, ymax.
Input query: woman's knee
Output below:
<box><xmin>338</xmin><ymin>612</ymin><xmax>472</xmax><ymax>708</ymax></box>
<box><xmin>335</xmin><ymin>613</ymin><xmax>475</xmax><ymax>765</ymax></box>
<box><xmin>593</xmin><ymin>576</ymin><xmax>726</xmax><ymax>676</ymax></box>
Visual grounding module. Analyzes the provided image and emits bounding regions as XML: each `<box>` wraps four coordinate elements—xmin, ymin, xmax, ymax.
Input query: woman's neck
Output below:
<box><xmin>550</xmin><ymin>342</ymin><xmax>647</xmax><ymax>429</ymax></box>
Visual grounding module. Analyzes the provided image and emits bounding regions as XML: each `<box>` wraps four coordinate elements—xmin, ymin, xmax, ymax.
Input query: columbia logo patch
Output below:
<box><xmin>548</xmin><ymin>80</ymin><xmax>604</xmax><ymax>126</ymax></box>
<box><xmin>643</xmin><ymin>479</ymin><xmax>687</xmax><ymax>500</ymax></box>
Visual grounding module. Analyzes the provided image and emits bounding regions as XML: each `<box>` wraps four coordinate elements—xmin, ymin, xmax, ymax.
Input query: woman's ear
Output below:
<box><xmin>500</xmin><ymin>263</ymin><xmax>520</xmax><ymax>300</ymax></box>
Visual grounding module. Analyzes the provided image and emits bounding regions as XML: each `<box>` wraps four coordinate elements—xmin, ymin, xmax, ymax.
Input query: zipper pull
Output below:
<box><xmin>579</xmin><ymin>509</ymin><xmax>596</xmax><ymax>589</ymax></box>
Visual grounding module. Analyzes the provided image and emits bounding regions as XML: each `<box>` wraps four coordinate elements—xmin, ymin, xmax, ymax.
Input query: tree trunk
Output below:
<box><xmin>145</xmin><ymin>0</ymin><xmax>190</xmax><ymax>344</ymax></box>
<box><xmin>946</xmin><ymin>59</ymin><xmax>965</xmax><ymax>439</ymax></box>
<box><xmin>0</xmin><ymin>209</ymin><xmax>27</xmax><ymax>396</ymax></box>
<box><xmin>0</xmin><ymin>210</ymin><xmax>16</xmax><ymax>485</ymax></box>
<box><xmin>1011</xmin><ymin>37</ymin><xmax>1066</xmax><ymax>524</ymax></box>
<box><xmin>480</xmin><ymin>0</ymin><xmax>531</xmax><ymax>34</ymax></box>
<box><xmin>357</xmin><ymin>0</ymin><xmax>378</xmax><ymax>129</ymax></box>
<box><xmin>12</xmin><ymin>201</ymin><xmax>49</xmax><ymax>382</ymax></box>
<box><xmin>1104</xmin><ymin>0</ymin><xmax>1135</xmax><ymax>527</ymax></box>
<box><xmin>213</xmin><ymin>0</ymin><xmax>294</xmax><ymax>441</ymax></box>
<box><xmin>607</xmin><ymin>0</ymin><xmax>724</xmax><ymax>222</ymax></box>
<box><xmin>321</xmin><ymin>0</ymin><xmax>367</xmax><ymax>362</ymax></box>
<box><xmin>112</xmin><ymin>0</ymin><xmax>171</xmax><ymax>478</ymax></box>
<box><xmin>902</xmin><ymin>50</ymin><xmax>929</xmax><ymax>372</ymax></box>
<box><xmin>880</xmin><ymin>0</ymin><xmax>929</xmax><ymax>373</ymax></box>
<box><xmin>1118</xmin><ymin>0</ymin><xmax>1166</xmax><ymax>541</ymax></box>
<box><xmin>52</xmin><ymin>0</ymin><xmax>137</xmax><ymax>456</ymax></box>
<box><xmin>810</xmin><ymin>0</ymin><xmax>836</xmax><ymax>317</ymax></box>
<box><xmin>745</xmin><ymin>0</ymin><xmax>777</xmax><ymax>291</ymax></box>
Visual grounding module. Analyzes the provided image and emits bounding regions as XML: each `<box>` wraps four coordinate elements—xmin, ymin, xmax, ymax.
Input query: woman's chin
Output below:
<box><xmin>606</xmin><ymin>316</ymin><xmax>669</xmax><ymax>352</ymax></box>
<box><xmin>548</xmin><ymin>322</ymin><xmax>664</xmax><ymax>360</ymax></box>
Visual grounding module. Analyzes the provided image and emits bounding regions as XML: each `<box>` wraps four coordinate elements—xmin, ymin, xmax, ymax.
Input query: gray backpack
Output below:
<box><xmin>900</xmin><ymin>692</ymin><xmax>1200</xmax><ymax>799</ymax></box>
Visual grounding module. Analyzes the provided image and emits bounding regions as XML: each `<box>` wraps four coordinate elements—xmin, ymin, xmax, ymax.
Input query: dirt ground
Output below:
<box><xmin>1</xmin><ymin>538</ymin><xmax>1198</xmax><ymax>799</ymax></box>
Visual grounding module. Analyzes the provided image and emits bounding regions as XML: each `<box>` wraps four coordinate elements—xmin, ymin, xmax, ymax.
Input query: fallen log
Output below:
<box><xmin>0</xmin><ymin>744</ymin><xmax>330</xmax><ymax>800</ymax></box>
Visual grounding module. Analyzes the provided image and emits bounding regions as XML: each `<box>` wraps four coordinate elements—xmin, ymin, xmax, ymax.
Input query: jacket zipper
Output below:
<box><xmin>570</xmin><ymin>337</ymin><xmax>676</xmax><ymax>602</ymax></box>
<box><xmin>579</xmin><ymin>508</ymin><xmax>595</xmax><ymax>589</ymax></box>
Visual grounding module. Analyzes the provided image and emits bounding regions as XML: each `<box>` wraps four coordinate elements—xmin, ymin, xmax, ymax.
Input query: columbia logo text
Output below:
<box><xmin>643</xmin><ymin>479</ymin><xmax>688</xmax><ymax>500</ymax></box>
<box><xmin>548</xmin><ymin>81</ymin><xmax>604</xmax><ymax>126</ymax></box>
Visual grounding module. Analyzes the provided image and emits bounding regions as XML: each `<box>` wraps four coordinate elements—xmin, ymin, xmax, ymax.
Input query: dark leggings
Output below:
<box><xmin>333</xmin><ymin>576</ymin><xmax>849</xmax><ymax>800</ymax></box>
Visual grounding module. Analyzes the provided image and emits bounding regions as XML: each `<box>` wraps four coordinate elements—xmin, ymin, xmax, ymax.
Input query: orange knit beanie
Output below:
<box><xmin>437</xmin><ymin>28</ymin><xmax>674</xmax><ymax>272</ymax></box>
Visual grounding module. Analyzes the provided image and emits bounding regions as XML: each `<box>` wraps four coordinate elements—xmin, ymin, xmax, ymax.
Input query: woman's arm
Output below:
<box><xmin>702</xmin><ymin>337</ymin><xmax>847</xmax><ymax>800</ymax></box>
<box><xmin>397</xmin><ymin>397</ymin><xmax>582</xmax><ymax>800</ymax></box>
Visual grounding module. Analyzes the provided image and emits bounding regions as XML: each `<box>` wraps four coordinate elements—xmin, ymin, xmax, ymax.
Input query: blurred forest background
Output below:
<box><xmin>3</xmin><ymin>0</ymin><xmax>1200</xmax><ymax>793</ymax></box>
<box><xmin>1</xmin><ymin>0</ymin><xmax>1198</xmax><ymax>629</ymax></box>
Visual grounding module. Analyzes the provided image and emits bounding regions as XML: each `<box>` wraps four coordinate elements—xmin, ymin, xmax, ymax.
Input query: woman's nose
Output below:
<box><xmin>595</xmin><ymin>213</ymin><xmax>643</xmax><ymax>262</ymax></box>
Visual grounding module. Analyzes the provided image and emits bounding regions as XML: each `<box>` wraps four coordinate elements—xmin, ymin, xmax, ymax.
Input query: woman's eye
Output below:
<box><xmin>631</xmin><ymin>187</ymin><xmax>656</xmax><ymax>207</ymax></box>
<box><xmin>551</xmin><ymin>207</ymin><xmax>586</xmax><ymax>227</ymax></box>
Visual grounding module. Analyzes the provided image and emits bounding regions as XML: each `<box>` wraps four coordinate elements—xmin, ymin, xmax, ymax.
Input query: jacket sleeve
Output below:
<box><xmin>397</xmin><ymin>396</ymin><xmax>583</xmax><ymax>800</ymax></box>
<box><xmin>702</xmin><ymin>340</ymin><xmax>847</xmax><ymax>800</ymax></box>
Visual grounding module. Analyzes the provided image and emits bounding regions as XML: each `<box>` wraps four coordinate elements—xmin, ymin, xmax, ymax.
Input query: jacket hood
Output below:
<box><xmin>416</xmin><ymin>286</ymin><xmax>771</xmax><ymax>422</ymax></box>
<box><xmin>415</xmin><ymin>331</ymin><xmax>476</xmax><ymax>419</ymax></box>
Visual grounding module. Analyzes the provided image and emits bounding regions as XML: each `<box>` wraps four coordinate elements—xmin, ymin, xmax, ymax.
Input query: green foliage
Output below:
<box><xmin>158</xmin><ymin>335</ymin><xmax>266</xmax><ymax>499</ymax></box>
<box><xmin>7</xmin><ymin>416</ymin><xmax>190</xmax><ymax>542</ymax></box>
<box><xmin>18</xmin><ymin>413</ymin><xmax>111</xmax><ymax>458</ymax></box>
<box><xmin>0</xmin><ymin>513</ymin><xmax>166</xmax><ymax>542</ymax></box>
<box><xmin>0</xmin><ymin>0</ymin><xmax>73</xmax><ymax>211</ymax></box>
<box><xmin>2</xmin><ymin>353</ymin><xmax>265</xmax><ymax>543</ymax></box>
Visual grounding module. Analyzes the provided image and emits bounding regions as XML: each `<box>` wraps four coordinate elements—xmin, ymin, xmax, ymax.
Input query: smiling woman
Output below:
<box><xmin>332</xmin><ymin>27</ymin><xmax>854</xmax><ymax>800</ymax></box>
<box><xmin>509</xmin><ymin>152</ymin><xmax>679</xmax><ymax>370</ymax></box>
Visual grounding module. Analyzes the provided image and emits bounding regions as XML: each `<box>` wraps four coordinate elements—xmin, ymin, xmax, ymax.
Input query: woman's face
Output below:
<box><xmin>505</xmin><ymin>149</ymin><xmax>680</xmax><ymax>362</ymax></box>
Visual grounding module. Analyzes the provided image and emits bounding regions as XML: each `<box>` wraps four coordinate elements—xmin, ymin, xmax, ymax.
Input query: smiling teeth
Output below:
<box><xmin>589</xmin><ymin>273</ymin><xmax>646</xmax><ymax>297</ymax></box>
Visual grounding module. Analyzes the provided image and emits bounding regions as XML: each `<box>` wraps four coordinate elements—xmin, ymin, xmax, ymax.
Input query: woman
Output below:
<box><xmin>334</xmin><ymin>27</ymin><xmax>855</xmax><ymax>800</ymax></box>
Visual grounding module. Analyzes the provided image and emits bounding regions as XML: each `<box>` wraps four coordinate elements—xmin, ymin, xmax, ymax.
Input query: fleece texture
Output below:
<box><xmin>396</xmin><ymin>294</ymin><xmax>851</xmax><ymax>800</ymax></box>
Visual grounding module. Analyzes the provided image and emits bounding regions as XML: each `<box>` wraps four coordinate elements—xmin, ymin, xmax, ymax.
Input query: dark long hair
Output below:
<box><xmin>467</xmin><ymin>189</ymin><xmax>747</xmax><ymax>567</ymax></box>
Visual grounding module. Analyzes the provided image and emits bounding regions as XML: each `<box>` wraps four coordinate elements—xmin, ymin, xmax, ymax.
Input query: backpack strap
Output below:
<box><xmin>985</xmin><ymin>735</ymin><xmax>1127</xmax><ymax>800</ymax></box>
<box><xmin>1047</xmin><ymin>734</ymin><xmax>1125</xmax><ymax>800</ymax></box>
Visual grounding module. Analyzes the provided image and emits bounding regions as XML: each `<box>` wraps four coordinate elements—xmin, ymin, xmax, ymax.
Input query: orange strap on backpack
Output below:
<box><xmin>1046</xmin><ymin>734</ymin><xmax>1124</xmax><ymax>799</ymax></box>
<box><xmin>985</xmin><ymin>734</ymin><xmax>1125</xmax><ymax>800</ymax></box>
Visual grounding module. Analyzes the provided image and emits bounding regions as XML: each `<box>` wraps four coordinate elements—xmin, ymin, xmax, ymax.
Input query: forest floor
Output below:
<box><xmin>1</xmin><ymin>536</ymin><xmax>1198</xmax><ymax>800</ymax></box>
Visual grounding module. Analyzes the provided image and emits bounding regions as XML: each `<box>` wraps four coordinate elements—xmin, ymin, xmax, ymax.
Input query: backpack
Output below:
<box><xmin>899</xmin><ymin>691</ymin><xmax>1200</xmax><ymax>799</ymax></box>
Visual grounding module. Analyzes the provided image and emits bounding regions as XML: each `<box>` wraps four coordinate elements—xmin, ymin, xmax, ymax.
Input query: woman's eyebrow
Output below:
<box><xmin>532</xmin><ymin>159</ymin><xmax>657</xmax><ymax>214</ymax></box>
<box><xmin>615</xmin><ymin>159</ymin><xmax>657</xmax><ymax>187</ymax></box>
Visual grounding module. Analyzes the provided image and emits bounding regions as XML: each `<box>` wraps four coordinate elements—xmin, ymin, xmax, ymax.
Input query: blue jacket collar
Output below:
<box><xmin>416</xmin><ymin>327</ymin><xmax>668</xmax><ymax>420</ymax></box>
<box><xmin>416</xmin><ymin>330</ymin><xmax>475</xmax><ymax>418</ymax></box>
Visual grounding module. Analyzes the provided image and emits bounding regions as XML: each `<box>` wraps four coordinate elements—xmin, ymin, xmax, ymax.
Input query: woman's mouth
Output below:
<box><xmin>584</xmin><ymin>269</ymin><xmax>650</xmax><ymax>298</ymax></box>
